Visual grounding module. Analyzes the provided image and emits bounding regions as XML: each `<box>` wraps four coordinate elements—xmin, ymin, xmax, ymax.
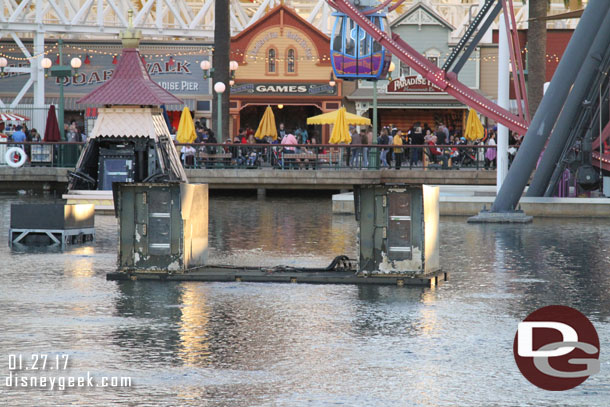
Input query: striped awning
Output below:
<box><xmin>0</xmin><ymin>112</ymin><xmax>30</xmax><ymax>121</ymax></box>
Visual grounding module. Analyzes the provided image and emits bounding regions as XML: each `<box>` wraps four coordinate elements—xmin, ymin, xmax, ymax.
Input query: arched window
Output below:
<box><xmin>268</xmin><ymin>48</ymin><xmax>276</xmax><ymax>74</ymax></box>
<box><xmin>286</xmin><ymin>48</ymin><xmax>296</xmax><ymax>74</ymax></box>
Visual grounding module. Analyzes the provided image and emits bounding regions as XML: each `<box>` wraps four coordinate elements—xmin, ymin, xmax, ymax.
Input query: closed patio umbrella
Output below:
<box><xmin>328</xmin><ymin>107</ymin><xmax>352</xmax><ymax>144</ymax></box>
<box><xmin>254</xmin><ymin>106</ymin><xmax>278</xmax><ymax>141</ymax></box>
<box><xmin>464</xmin><ymin>108</ymin><xmax>484</xmax><ymax>141</ymax></box>
<box><xmin>176</xmin><ymin>107</ymin><xmax>197</xmax><ymax>144</ymax></box>
<box><xmin>44</xmin><ymin>105</ymin><xmax>61</xmax><ymax>142</ymax></box>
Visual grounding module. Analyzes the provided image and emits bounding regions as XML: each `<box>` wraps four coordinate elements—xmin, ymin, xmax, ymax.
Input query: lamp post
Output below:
<box><xmin>201</xmin><ymin>60</ymin><xmax>238</xmax><ymax>142</ymax></box>
<box><xmin>0</xmin><ymin>57</ymin><xmax>7</xmax><ymax>76</ymax></box>
<box><xmin>214</xmin><ymin>82</ymin><xmax>226</xmax><ymax>142</ymax></box>
<box><xmin>329</xmin><ymin>72</ymin><xmax>336</xmax><ymax>88</ymax></box>
<box><xmin>41</xmin><ymin>39</ymin><xmax>81</xmax><ymax>140</ymax></box>
<box><xmin>368</xmin><ymin>62</ymin><xmax>395</xmax><ymax>169</ymax></box>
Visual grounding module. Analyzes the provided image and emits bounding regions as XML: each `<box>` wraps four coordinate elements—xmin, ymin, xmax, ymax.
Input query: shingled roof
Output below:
<box><xmin>77</xmin><ymin>48</ymin><xmax>183</xmax><ymax>106</ymax></box>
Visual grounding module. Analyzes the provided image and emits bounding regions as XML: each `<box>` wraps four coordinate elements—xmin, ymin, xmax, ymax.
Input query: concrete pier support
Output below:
<box><xmin>257</xmin><ymin>188</ymin><xmax>266</xmax><ymax>199</ymax></box>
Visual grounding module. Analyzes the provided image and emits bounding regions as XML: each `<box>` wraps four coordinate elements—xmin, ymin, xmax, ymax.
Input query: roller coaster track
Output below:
<box><xmin>328</xmin><ymin>0</ymin><xmax>529</xmax><ymax>135</ymax></box>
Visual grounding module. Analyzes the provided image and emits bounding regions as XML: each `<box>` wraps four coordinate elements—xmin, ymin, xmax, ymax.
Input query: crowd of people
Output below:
<box><xmin>178</xmin><ymin>122</ymin><xmax>320</xmax><ymax>168</ymax></box>
<box><xmin>177</xmin><ymin>119</ymin><xmax>523</xmax><ymax>170</ymax></box>
<box><xmin>346</xmin><ymin>121</ymin><xmax>523</xmax><ymax>170</ymax></box>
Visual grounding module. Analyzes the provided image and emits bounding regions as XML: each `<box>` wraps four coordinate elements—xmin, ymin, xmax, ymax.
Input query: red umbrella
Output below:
<box><xmin>44</xmin><ymin>105</ymin><xmax>61</xmax><ymax>141</ymax></box>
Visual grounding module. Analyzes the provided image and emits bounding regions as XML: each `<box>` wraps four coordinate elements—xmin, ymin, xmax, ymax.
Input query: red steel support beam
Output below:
<box><xmin>502</xmin><ymin>1</ymin><xmax>525</xmax><ymax>121</ymax></box>
<box><xmin>592</xmin><ymin>115</ymin><xmax>610</xmax><ymax>149</ymax></box>
<box><xmin>508</xmin><ymin>0</ymin><xmax>530</xmax><ymax>122</ymax></box>
<box><xmin>329</xmin><ymin>0</ymin><xmax>529</xmax><ymax>134</ymax></box>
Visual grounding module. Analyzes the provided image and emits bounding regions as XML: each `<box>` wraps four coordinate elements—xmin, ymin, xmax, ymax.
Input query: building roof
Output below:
<box><xmin>392</xmin><ymin>1</ymin><xmax>455</xmax><ymax>31</ymax></box>
<box><xmin>77</xmin><ymin>48</ymin><xmax>183</xmax><ymax>106</ymax></box>
<box><xmin>231</xmin><ymin>3</ymin><xmax>331</xmax><ymax>67</ymax></box>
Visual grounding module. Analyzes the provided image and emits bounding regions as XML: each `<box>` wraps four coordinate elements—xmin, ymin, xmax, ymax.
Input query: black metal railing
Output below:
<box><xmin>1</xmin><ymin>141</ymin><xmax>84</xmax><ymax>167</ymax></box>
<box><xmin>0</xmin><ymin>141</ymin><xmax>515</xmax><ymax>171</ymax></box>
<box><xmin>175</xmin><ymin>143</ymin><xmax>510</xmax><ymax>170</ymax></box>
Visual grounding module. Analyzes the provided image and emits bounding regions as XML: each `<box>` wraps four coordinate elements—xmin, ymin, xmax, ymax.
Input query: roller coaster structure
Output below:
<box><xmin>330</xmin><ymin>0</ymin><xmax>610</xmax><ymax>210</ymax></box>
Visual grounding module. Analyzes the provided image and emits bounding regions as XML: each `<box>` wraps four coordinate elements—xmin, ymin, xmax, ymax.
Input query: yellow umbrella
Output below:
<box><xmin>329</xmin><ymin>107</ymin><xmax>351</xmax><ymax>144</ymax></box>
<box><xmin>176</xmin><ymin>107</ymin><xmax>197</xmax><ymax>143</ymax></box>
<box><xmin>307</xmin><ymin>108</ymin><xmax>371</xmax><ymax>126</ymax></box>
<box><xmin>464</xmin><ymin>108</ymin><xmax>484</xmax><ymax>141</ymax></box>
<box><xmin>254</xmin><ymin>106</ymin><xmax>278</xmax><ymax>140</ymax></box>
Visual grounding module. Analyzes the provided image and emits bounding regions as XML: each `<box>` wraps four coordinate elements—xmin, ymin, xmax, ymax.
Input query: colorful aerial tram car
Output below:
<box><xmin>331</xmin><ymin>10</ymin><xmax>392</xmax><ymax>80</ymax></box>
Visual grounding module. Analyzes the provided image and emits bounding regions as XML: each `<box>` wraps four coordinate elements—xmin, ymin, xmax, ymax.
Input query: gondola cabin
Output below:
<box><xmin>331</xmin><ymin>11</ymin><xmax>391</xmax><ymax>80</ymax></box>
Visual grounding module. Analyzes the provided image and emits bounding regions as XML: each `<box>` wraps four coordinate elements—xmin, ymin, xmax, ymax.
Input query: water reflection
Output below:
<box><xmin>178</xmin><ymin>284</ymin><xmax>211</xmax><ymax>367</ymax></box>
<box><xmin>1</xmin><ymin>195</ymin><xmax>609</xmax><ymax>406</ymax></box>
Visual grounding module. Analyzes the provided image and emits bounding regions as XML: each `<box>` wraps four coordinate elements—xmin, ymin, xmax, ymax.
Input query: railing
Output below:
<box><xmin>175</xmin><ymin>143</ymin><xmax>511</xmax><ymax>171</ymax></box>
<box><xmin>0</xmin><ymin>141</ymin><xmax>84</xmax><ymax>167</ymax></box>
<box><xmin>0</xmin><ymin>141</ymin><xmax>515</xmax><ymax>171</ymax></box>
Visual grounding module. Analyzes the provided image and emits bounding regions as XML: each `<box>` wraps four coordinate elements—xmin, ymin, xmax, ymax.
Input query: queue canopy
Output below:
<box><xmin>307</xmin><ymin>108</ymin><xmax>371</xmax><ymax>126</ymax></box>
<box><xmin>464</xmin><ymin>108</ymin><xmax>484</xmax><ymax>141</ymax></box>
<box><xmin>328</xmin><ymin>107</ymin><xmax>351</xmax><ymax>144</ymax></box>
<box><xmin>254</xmin><ymin>106</ymin><xmax>278</xmax><ymax>141</ymax></box>
<box><xmin>176</xmin><ymin>107</ymin><xmax>197</xmax><ymax>143</ymax></box>
<box><xmin>0</xmin><ymin>112</ymin><xmax>29</xmax><ymax>122</ymax></box>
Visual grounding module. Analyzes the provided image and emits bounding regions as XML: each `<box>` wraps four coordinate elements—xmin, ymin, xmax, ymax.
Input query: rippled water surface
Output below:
<box><xmin>1</xmin><ymin>193</ymin><xmax>609</xmax><ymax>406</ymax></box>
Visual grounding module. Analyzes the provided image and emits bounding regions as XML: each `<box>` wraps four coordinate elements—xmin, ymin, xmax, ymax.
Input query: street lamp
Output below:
<box><xmin>40</xmin><ymin>39</ymin><xmax>83</xmax><ymax>140</ymax></box>
<box><xmin>229</xmin><ymin>60</ymin><xmax>238</xmax><ymax>87</ymax></box>
<box><xmin>329</xmin><ymin>72</ymin><xmax>336</xmax><ymax>88</ymax></box>
<box><xmin>200</xmin><ymin>60</ymin><xmax>212</xmax><ymax>79</ymax></box>
<box><xmin>388</xmin><ymin>61</ymin><xmax>396</xmax><ymax>82</ymax></box>
<box><xmin>214</xmin><ymin>82</ymin><xmax>226</xmax><ymax>142</ymax></box>
<box><xmin>201</xmin><ymin>60</ymin><xmax>236</xmax><ymax>141</ymax></box>
<box><xmin>0</xmin><ymin>57</ymin><xmax>7</xmax><ymax>76</ymax></box>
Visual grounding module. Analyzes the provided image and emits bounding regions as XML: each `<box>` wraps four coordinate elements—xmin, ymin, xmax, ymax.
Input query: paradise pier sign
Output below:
<box><xmin>387</xmin><ymin>76</ymin><xmax>443</xmax><ymax>93</ymax></box>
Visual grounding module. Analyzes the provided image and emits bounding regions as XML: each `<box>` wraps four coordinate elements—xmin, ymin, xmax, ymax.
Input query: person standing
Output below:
<box><xmin>11</xmin><ymin>125</ymin><xmax>26</xmax><ymax>143</ymax></box>
<box><xmin>411</xmin><ymin>124</ymin><xmax>424</xmax><ymax>167</ymax></box>
<box><xmin>362</xmin><ymin>128</ymin><xmax>371</xmax><ymax>168</ymax></box>
<box><xmin>378</xmin><ymin>129</ymin><xmax>390</xmax><ymax>168</ymax></box>
<box><xmin>393</xmin><ymin>130</ymin><xmax>404</xmax><ymax>170</ymax></box>
<box><xmin>485</xmin><ymin>131</ymin><xmax>497</xmax><ymax>169</ymax></box>
<box><xmin>350</xmin><ymin>128</ymin><xmax>362</xmax><ymax>168</ymax></box>
<box><xmin>278</xmin><ymin>123</ymin><xmax>286</xmax><ymax>141</ymax></box>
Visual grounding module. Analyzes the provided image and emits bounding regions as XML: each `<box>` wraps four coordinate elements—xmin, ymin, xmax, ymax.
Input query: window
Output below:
<box><xmin>268</xmin><ymin>48</ymin><xmax>276</xmax><ymax>74</ymax></box>
<box><xmin>287</xmin><ymin>48</ymin><xmax>296</xmax><ymax>73</ymax></box>
<box><xmin>424</xmin><ymin>48</ymin><xmax>441</xmax><ymax>68</ymax></box>
<box><xmin>400</xmin><ymin>61</ymin><xmax>411</xmax><ymax>77</ymax></box>
<box><xmin>332</xmin><ymin>16</ymin><xmax>345</xmax><ymax>53</ymax></box>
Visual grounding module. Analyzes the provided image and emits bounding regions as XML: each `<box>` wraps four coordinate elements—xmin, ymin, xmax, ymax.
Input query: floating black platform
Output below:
<box><xmin>107</xmin><ymin>266</ymin><xmax>447</xmax><ymax>287</ymax></box>
<box><xmin>9</xmin><ymin>203</ymin><xmax>95</xmax><ymax>248</ymax></box>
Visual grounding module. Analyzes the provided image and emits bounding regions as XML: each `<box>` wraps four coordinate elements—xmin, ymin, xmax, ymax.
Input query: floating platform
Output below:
<box><xmin>9</xmin><ymin>203</ymin><xmax>95</xmax><ymax>248</ymax></box>
<box><xmin>107</xmin><ymin>266</ymin><xmax>447</xmax><ymax>287</ymax></box>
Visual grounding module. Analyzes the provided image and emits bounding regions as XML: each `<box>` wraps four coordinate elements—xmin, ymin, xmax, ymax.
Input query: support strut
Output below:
<box><xmin>491</xmin><ymin>0</ymin><xmax>610</xmax><ymax>212</ymax></box>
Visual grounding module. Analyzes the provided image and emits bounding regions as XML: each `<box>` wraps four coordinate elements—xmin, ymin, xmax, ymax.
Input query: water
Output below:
<box><xmin>1</xmin><ymin>194</ymin><xmax>609</xmax><ymax>406</ymax></box>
